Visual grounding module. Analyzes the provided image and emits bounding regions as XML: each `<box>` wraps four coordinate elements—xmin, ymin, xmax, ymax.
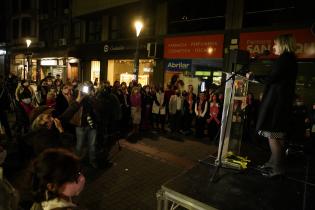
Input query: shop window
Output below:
<box><xmin>91</xmin><ymin>60</ymin><xmax>100</xmax><ymax>83</ymax></box>
<box><xmin>212</xmin><ymin>71</ymin><xmax>222</xmax><ymax>86</ymax></box>
<box><xmin>12</xmin><ymin>19</ymin><xmax>19</xmax><ymax>39</ymax></box>
<box><xmin>107</xmin><ymin>59</ymin><xmax>153</xmax><ymax>86</ymax></box>
<box><xmin>21</xmin><ymin>17</ymin><xmax>31</xmax><ymax>37</ymax></box>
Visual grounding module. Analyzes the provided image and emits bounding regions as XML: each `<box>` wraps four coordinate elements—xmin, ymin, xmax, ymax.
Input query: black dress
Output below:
<box><xmin>256</xmin><ymin>51</ymin><xmax>298</xmax><ymax>138</ymax></box>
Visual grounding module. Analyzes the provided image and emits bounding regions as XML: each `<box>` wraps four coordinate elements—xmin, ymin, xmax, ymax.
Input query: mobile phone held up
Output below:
<box><xmin>82</xmin><ymin>85</ymin><xmax>89</xmax><ymax>94</ymax></box>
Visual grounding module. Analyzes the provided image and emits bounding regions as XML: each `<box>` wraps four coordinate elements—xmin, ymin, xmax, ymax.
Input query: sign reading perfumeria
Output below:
<box><xmin>165</xmin><ymin>59</ymin><xmax>192</xmax><ymax>71</ymax></box>
<box><xmin>164</xmin><ymin>34</ymin><xmax>224</xmax><ymax>59</ymax></box>
<box><xmin>240</xmin><ymin>28</ymin><xmax>315</xmax><ymax>59</ymax></box>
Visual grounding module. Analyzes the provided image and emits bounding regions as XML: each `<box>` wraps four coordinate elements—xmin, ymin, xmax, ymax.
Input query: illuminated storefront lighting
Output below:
<box><xmin>41</xmin><ymin>59</ymin><xmax>58</xmax><ymax>66</ymax></box>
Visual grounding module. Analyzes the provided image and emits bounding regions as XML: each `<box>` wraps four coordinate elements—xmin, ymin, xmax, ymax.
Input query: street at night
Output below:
<box><xmin>1</xmin><ymin>0</ymin><xmax>315</xmax><ymax>210</ymax></box>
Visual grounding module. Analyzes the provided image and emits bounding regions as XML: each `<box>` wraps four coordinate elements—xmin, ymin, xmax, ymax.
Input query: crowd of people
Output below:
<box><xmin>1</xmin><ymin>72</ymin><xmax>315</xmax><ymax>156</ymax></box>
<box><xmin>2</xmin><ymin>73</ymin><xmax>226</xmax><ymax>210</ymax></box>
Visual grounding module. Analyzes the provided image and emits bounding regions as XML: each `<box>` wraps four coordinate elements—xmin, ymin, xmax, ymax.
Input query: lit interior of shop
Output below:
<box><xmin>107</xmin><ymin>59</ymin><xmax>154</xmax><ymax>86</ymax></box>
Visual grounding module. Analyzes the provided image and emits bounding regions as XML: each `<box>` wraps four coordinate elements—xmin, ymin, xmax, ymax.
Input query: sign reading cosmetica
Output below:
<box><xmin>164</xmin><ymin>34</ymin><xmax>224</xmax><ymax>59</ymax></box>
<box><xmin>239</xmin><ymin>28</ymin><xmax>315</xmax><ymax>59</ymax></box>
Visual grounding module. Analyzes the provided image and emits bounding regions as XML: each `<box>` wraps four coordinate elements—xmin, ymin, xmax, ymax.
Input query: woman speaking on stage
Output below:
<box><xmin>251</xmin><ymin>34</ymin><xmax>298</xmax><ymax>177</ymax></box>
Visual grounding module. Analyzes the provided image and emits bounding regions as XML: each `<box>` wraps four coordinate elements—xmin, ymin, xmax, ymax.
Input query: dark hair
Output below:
<box><xmin>32</xmin><ymin>148</ymin><xmax>80</xmax><ymax>202</ymax></box>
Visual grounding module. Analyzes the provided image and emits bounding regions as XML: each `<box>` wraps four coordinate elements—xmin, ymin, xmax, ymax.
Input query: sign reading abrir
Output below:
<box><xmin>165</xmin><ymin>60</ymin><xmax>192</xmax><ymax>71</ymax></box>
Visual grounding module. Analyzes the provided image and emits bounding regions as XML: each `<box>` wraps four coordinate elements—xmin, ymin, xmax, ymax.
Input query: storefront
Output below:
<box><xmin>11</xmin><ymin>53</ymin><xmax>80</xmax><ymax>82</ymax></box>
<box><xmin>164</xmin><ymin>34</ymin><xmax>224</xmax><ymax>93</ymax></box>
<box><xmin>11</xmin><ymin>53</ymin><xmax>37</xmax><ymax>81</ymax></box>
<box><xmin>107</xmin><ymin>59</ymin><xmax>154</xmax><ymax>86</ymax></box>
<box><xmin>0</xmin><ymin>47</ymin><xmax>7</xmax><ymax>77</ymax></box>
<box><xmin>239</xmin><ymin>28</ymin><xmax>315</xmax><ymax>104</ymax></box>
<box><xmin>103</xmin><ymin>39</ymin><xmax>156</xmax><ymax>86</ymax></box>
<box><xmin>39</xmin><ymin>57</ymin><xmax>80</xmax><ymax>81</ymax></box>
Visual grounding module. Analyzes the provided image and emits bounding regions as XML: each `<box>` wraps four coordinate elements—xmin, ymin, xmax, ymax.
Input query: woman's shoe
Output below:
<box><xmin>261</xmin><ymin>168</ymin><xmax>284</xmax><ymax>178</ymax></box>
<box><xmin>257</xmin><ymin>162</ymin><xmax>273</xmax><ymax>171</ymax></box>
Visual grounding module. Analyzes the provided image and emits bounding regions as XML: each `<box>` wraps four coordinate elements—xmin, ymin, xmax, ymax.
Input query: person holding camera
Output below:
<box><xmin>72</xmin><ymin>82</ymin><xmax>98</xmax><ymax>168</ymax></box>
<box><xmin>0</xmin><ymin>76</ymin><xmax>13</xmax><ymax>140</ymax></box>
<box><xmin>24</xmin><ymin>91</ymin><xmax>85</xmax><ymax>157</ymax></box>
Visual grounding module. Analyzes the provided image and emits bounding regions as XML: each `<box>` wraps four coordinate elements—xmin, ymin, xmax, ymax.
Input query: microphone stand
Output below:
<box><xmin>200</xmin><ymin>51</ymin><xmax>269</xmax><ymax>182</ymax></box>
<box><xmin>199</xmin><ymin>63</ymin><xmax>249</xmax><ymax>183</ymax></box>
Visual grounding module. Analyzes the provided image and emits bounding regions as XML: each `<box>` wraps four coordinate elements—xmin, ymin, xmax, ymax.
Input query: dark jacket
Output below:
<box><xmin>95</xmin><ymin>90</ymin><xmax>122</xmax><ymax>134</ymax></box>
<box><xmin>55</xmin><ymin>93</ymin><xmax>71</xmax><ymax>117</ymax></box>
<box><xmin>0</xmin><ymin>82</ymin><xmax>10</xmax><ymax>110</ymax></box>
<box><xmin>256</xmin><ymin>51</ymin><xmax>298</xmax><ymax>132</ymax></box>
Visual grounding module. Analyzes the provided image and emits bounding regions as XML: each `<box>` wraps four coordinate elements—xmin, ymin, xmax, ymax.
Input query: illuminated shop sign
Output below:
<box><xmin>195</xmin><ymin>71</ymin><xmax>211</xmax><ymax>76</ymax></box>
<box><xmin>164</xmin><ymin>34</ymin><xmax>224</xmax><ymax>59</ymax></box>
<box><xmin>165</xmin><ymin>59</ymin><xmax>192</xmax><ymax>71</ymax></box>
<box><xmin>240</xmin><ymin>28</ymin><xmax>315</xmax><ymax>59</ymax></box>
<box><xmin>41</xmin><ymin>59</ymin><xmax>57</xmax><ymax>66</ymax></box>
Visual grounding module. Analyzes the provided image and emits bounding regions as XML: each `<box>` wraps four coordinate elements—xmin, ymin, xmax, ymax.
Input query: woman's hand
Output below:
<box><xmin>76</xmin><ymin>91</ymin><xmax>86</xmax><ymax>103</ymax></box>
<box><xmin>246</xmin><ymin>72</ymin><xmax>254</xmax><ymax>80</ymax></box>
<box><xmin>53</xmin><ymin>118</ymin><xmax>64</xmax><ymax>133</ymax></box>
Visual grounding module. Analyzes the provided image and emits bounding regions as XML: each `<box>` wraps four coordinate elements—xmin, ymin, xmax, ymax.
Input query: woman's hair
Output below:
<box><xmin>31</xmin><ymin>114</ymin><xmax>46</xmax><ymax>130</ymax></box>
<box><xmin>32</xmin><ymin>148</ymin><xmax>80</xmax><ymax>202</ymax></box>
<box><xmin>274</xmin><ymin>34</ymin><xmax>296</xmax><ymax>54</ymax></box>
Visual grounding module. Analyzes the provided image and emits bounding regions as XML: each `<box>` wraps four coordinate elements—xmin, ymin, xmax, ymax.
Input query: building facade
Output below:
<box><xmin>3</xmin><ymin>0</ymin><xmax>315</xmax><ymax>104</ymax></box>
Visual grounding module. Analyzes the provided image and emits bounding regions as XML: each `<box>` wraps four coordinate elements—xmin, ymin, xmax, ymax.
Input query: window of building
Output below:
<box><xmin>243</xmin><ymin>0</ymin><xmax>315</xmax><ymax>28</ymax></box>
<box><xmin>12</xmin><ymin>19</ymin><xmax>19</xmax><ymax>39</ymax></box>
<box><xmin>73</xmin><ymin>22</ymin><xmax>81</xmax><ymax>44</ymax></box>
<box><xmin>39</xmin><ymin>27</ymin><xmax>50</xmax><ymax>45</ymax></box>
<box><xmin>87</xmin><ymin>19</ymin><xmax>101</xmax><ymax>42</ymax></box>
<box><xmin>21</xmin><ymin>0</ymin><xmax>31</xmax><ymax>11</ymax></box>
<box><xmin>21</xmin><ymin>17</ymin><xmax>31</xmax><ymax>36</ymax></box>
<box><xmin>141</xmin><ymin>18</ymin><xmax>154</xmax><ymax>37</ymax></box>
<box><xmin>12</xmin><ymin>0</ymin><xmax>19</xmax><ymax>14</ymax></box>
<box><xmin>60</xmin><ymin>24</ymin><xmax>68</xmax><ymax>39</ymax></box>
<box><xmin>39</xmin><ymin>0</ymin><xmax>49</xmax><ymax>15</ymax></box>
<box><xmin>52</xmin><ymin>0</ymin><xmax>57</xmax><ymax>17</ymax></box>
<box><xmin>62</xmin><ymin>0</ymin><xmax>70</xmax><ymax>10</ymax></box>
<box><xmin>167</xmin><ymin>0</ymin><xmax>226</xmax><ymax>33</ymax></box>
<box><xmin>52</xmin><ymin>26</ymin><xmax>59</xmax><ymax>47</ymax></box>
<box><xmin>109</xmin><ymin>16</ymin><xmax>121</xmax><ymax>39</ymax></box>
<box><xmin>61</xmin><ymin>0</ymin><xmax>70</xmax><ymax>15</ymax></box>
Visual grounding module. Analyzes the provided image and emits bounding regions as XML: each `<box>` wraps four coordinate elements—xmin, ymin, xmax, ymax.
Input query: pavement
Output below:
<box><xmin>76</xmin><ymin>133</ymin><xmax>218</xmax><ymax>210</ymax></box>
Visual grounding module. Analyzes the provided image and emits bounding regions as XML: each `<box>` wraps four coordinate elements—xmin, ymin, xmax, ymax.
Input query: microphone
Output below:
<box><xmin>262</xmin><ymin>50</ymin><xmax>270</xmax><ymax>56</ymax></box>
<box><xmin>250</xmin><ymin>50</ymin><xmax>271</xmax><ymax>61</ymax></box>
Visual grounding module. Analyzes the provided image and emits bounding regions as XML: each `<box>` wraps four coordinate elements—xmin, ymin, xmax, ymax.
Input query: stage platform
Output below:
<box><xmin>157</xmin><ymin>156</ymin><xmax>315</xmax><ymax>210</ymax></box>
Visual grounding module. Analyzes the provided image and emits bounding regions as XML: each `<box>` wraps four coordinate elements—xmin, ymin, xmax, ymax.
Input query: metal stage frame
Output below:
<box><xmin>157</xmin><ymin>186</ymin><xmax>218</xmax><ymax>210</ymax></box>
